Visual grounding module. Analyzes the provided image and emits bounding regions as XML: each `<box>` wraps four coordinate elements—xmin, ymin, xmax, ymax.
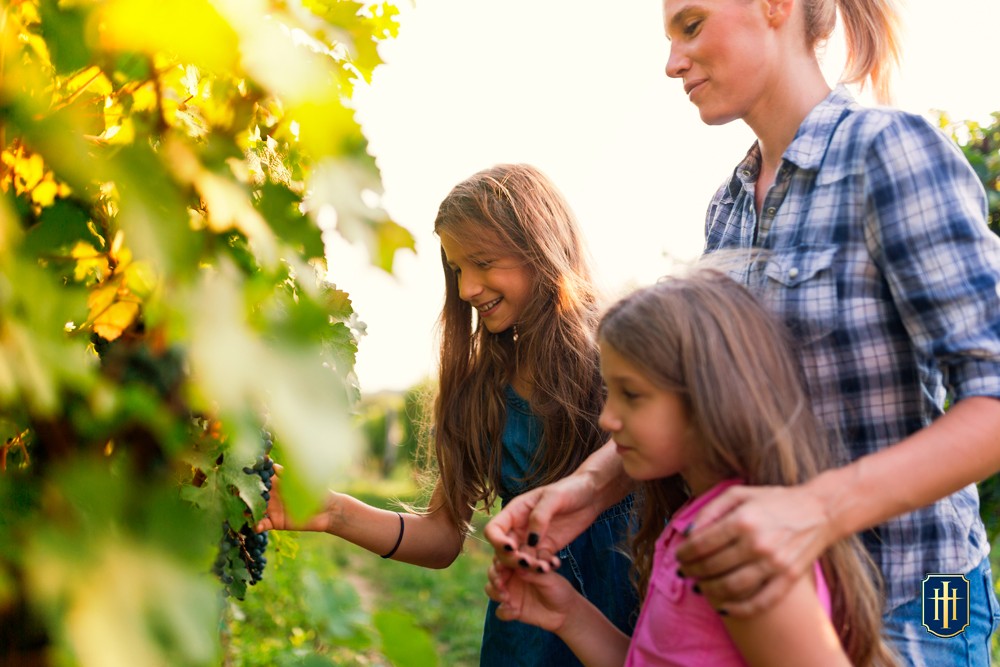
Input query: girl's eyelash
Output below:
<box><xmin>684</xmin><ymin>19</ymin><xmax>701</xmax><ymax>35</ymax></box>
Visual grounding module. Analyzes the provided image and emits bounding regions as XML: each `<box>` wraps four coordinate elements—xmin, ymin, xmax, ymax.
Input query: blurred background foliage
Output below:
<box><xmin>939</xmin><ymin>110</ymin><xmax>1000</xmax><ymax>236</ymax></box>
<box><xmin>0</xmin><ymin>0</ymin><xmax>426</xmax><ymax>665</ymax></box>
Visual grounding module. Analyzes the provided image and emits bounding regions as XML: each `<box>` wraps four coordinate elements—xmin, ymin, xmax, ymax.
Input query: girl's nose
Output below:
<box><xmin>457</xmin><ymin>271</ymin><xmax>483</xmax><ymax>302</ymax></box>
<box><xmin>598</xmin><ymin>405</ymin><xmax>620</xmax><ymax>433</ymax></box>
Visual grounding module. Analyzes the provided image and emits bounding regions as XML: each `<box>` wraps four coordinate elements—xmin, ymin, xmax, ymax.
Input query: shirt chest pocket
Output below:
<box><xmin>638</xmin><ymin>571</ymin><xmax>690</xmax><ymax>653</ymax></box>
<box><xmin>761</xmin><ymin>244</ymin><xmax>840</xmax><ymax>345</ymax></box>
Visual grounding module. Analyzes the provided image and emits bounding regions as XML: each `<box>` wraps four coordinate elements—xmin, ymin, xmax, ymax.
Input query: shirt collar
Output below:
<box><xmin>782</xmin><ymin>84</ymin><xmax>857</xmax><ymax>171</ymax></box>
<box><xmin>729</xmin><ymin>84</ymin><xmax>857</xmax><ymax>190</ymax></box>
<box><xmin>666</xmin><ymin>478</ymin><xmax>742</xmax><ymax>538</ymax></box>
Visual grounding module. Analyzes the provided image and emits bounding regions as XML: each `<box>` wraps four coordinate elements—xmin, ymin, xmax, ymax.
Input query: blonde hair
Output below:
<box><xmin>804</xmin><ymin>0</ymin><xmax>902</xmax><ymax>103</ymax></box>
<box><xmin>598</xmin><ymin>268</ymin><xmax>896</xmax><ymax>666</ymax></box>
<box><xmin>429</xmin><ymin>164</ymin><xmax>606</xmax><ymax>531</ymax></box>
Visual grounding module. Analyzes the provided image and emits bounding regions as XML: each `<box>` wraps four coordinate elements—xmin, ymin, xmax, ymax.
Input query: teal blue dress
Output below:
<box><xmin>479</xmin><ymin>386</ymin><xmax>638</xmax><ymax>666</ymax></box>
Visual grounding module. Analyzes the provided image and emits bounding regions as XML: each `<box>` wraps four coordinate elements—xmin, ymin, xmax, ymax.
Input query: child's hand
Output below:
<box><xmin>254</xmin><ymin>464</ymin><xmax>337</xmax><ymax>534</ymax></box>
<box><xmin>254</xmin><ymin>463</ymin><xmax>290</xmax><ymax>532</ymax></box>
<box><xmin>485</xmin><ymin>557</ymin><xmax>579</xmax><ymax>633</ymax></box>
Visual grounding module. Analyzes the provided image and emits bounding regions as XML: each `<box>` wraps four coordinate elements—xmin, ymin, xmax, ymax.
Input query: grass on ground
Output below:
<box><xmin>224</xmin><ymin>465</ymin><xmax>493</xmax><ymax>667</ymax></box>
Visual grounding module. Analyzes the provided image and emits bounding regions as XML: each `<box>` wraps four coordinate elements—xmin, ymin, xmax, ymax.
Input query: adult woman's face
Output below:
<box><xmin>663</xmin><ymin>0</ymin><xmax>775</xmax><ymax>126</ymax></box>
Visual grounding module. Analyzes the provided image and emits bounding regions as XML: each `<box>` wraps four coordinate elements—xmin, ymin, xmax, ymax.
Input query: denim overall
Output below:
<box><xmin>479</xmin><ymin>386</ymin><xmax>638</xmax><ymax>666</ymax></box>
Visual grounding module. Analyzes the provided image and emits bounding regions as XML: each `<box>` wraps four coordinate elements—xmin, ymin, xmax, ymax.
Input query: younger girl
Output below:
<box><xmin>486</xmin><ymin>269</ymin><xmax>897</xmax><ymax>666</ymax></box>
<box><xmin>257</xmin><ymin>163</ymin><xmax>637</xmax><ymax>665</ymax></box>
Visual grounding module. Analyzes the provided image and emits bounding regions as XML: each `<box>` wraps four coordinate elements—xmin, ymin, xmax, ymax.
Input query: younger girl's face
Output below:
<box><xmin>599</xmin><ymin>342</ymin><xmax>715</xmax><ymax>494</ymax></box>
<box><xmin>439</xmin><ymin>230</ymin><xmax>534</xmax><ymax>335</ymax></box>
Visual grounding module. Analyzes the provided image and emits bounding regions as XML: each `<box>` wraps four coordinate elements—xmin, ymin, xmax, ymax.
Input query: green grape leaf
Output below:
<box><xmin>181</xmin><ymin>464</ymin><xmax>261</xmax><ymax>529</ymax></box>
<box><xmin>25</xmin><ymin>198</ymin><xmax>100</xmax><ymax>257</ymax></box>
<box><xmin>370</xmin><ymin>218</ymin><xmax>416</xmax><ymax>273</ymax></box>
<box><xmin>373</xmin><ymin>609</ymin><xmax>439</xmax><ymax>667</ymax></box>
<box><xmin>256</xmin><ymin>182</ymin><xmax>325</xmax><ymax>260</ymax></box>
<box><xmin>37</xmin><ymin>0</ymin><xmax>91</xmax><ymax>74</ymax></box>
<box><xmin>322</xmin><ymin>283</ymin><xmax>354</xmax><ymax>320</ymax></box>
<box><xmin>25</xmin><ymin>533</ymin><xmax>220</xmax><ymax>666</ymax></box>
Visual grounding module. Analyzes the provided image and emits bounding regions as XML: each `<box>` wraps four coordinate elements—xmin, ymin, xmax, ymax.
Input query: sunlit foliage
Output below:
<box><xmin>0</xmin><ymin>1</ymin><xmax>412</xmax><ymax>664</ymax></box>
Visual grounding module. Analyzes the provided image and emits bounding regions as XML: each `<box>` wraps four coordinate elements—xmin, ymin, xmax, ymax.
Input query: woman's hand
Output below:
<box><xmin>485</xmin><ymin>440</ymin><xmax>632</xmax><ymax>570</ymax></box>
<box><xmin>675</xmin><ymin>484</ymin><xmax>835</xmax><ymax>616</ymax></box>
<box><xmin>484</xmin><ymin>474</ymin><xmax>603</xmax><ymax>571</ymax></box>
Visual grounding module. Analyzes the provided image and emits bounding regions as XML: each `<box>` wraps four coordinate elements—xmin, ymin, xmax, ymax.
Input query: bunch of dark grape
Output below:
<box><xmin>212</xmin><ymin>430</ymin><xmax>275</xmax><ymax>598</ymax></box>
<box><xmin>236</xmin><ymin>523</ymin><xmax>268</xmax><ymax>585</ymax></box>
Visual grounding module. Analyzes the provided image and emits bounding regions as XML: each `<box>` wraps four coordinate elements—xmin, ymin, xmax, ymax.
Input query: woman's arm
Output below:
<box><xmin>484</xmin><ymin>439</ymin><xmax>634</xmax><ymax>568</ymax></box>
<box><xmin>258</xmin><ymin>477</ymin><xmax>469</xmax><ymax>569</ymax></box>
<box><xmin>677</xmin><ymin>396</ymin><xmax>1000</xmax><ymax>614</ymax></box>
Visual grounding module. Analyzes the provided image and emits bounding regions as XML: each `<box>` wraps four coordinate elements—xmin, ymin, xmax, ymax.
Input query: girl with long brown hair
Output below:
<box><xmin>258</xmin><ymin>163</ymin><xmax>637</xmax><ymax>665</ymax></box>
<box><xmin>486</xmin><ymin>269</ymin><xmax>897</xmax><ymax>666</ymax></box>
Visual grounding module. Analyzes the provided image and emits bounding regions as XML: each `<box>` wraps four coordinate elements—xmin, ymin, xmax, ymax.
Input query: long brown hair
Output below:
<box><xmin>598</xmin><ymin>268</ymin><xmax>896</xmax><ymax>667</ymax></box>
<box><xmin>429</xmin><ymin>164</ymin><xmax>606</xmax><ymax>531</ymax></box>
<box><xmin>803</xmin><ymin>0</ymin><xmax>902</xmax><ymax>103</ymax></box>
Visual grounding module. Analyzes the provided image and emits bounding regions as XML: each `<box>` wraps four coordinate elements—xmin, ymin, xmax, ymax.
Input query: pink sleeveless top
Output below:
<box><xmin>623</xmin><ymin>480</ymin><xmax>833</xmax><ymax>666</ymax></box>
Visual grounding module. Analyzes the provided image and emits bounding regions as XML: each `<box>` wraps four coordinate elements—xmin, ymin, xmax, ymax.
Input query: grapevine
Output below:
<box><xmin>0</xmin><ymin>1</ymin><xmax>406</xmax><ymax>663</ymax></box>
<box><xmin>212</xmin><ymin>430</ymin><xmax>275</xmax><ymax>599</ymax></box>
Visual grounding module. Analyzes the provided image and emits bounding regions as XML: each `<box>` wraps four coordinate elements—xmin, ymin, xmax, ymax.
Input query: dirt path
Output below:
<box><xmin>343</xmin><ymin>553</ymin><xmax>378</xmax><ymax>613</ymax></box>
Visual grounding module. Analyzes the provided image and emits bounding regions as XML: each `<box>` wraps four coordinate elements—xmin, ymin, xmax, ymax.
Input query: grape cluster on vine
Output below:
<box><xmin>212</xmin><ymin>429</ymin><xmax>275</xmax><ymax>598</ymax></box>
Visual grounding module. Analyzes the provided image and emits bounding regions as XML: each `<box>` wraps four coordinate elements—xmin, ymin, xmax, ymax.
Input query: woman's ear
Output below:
<box><xmin>762</xmin><ymin>0</ymin><xmax>794</xmax><ymax>27</ymax></box>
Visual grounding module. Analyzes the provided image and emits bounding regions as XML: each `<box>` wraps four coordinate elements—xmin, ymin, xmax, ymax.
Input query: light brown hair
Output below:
<box><xmin>429</xmin><ymin>164</ymin><xmax>606</xmax><ymax>531</ymax></box>
<box><xmin>804</xmin><ymin>0</ymin><xmax>902</xmax><ymax>103</ymax></box>
<box><xmin>598</xmin><ymin>267</ymin><xmax>896</xmax><ymax>666</ymax></box>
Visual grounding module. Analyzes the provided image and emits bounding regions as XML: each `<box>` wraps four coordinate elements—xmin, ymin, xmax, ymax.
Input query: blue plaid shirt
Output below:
<box><xmin>704</xmin><ymin>86</ymin><xmax>1000</xmax><ymax>610</ymax></box>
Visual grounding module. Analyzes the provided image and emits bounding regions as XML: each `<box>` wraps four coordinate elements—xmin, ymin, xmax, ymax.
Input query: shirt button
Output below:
<box><xmin>741</xmin><ymin>169</ymin><xmax>751</xmax><ymax>177</ymax></box>
<box><xmin>788</xmin><ymin>267</ymin><xmax>799</xmax><ymax>279</ymax></box>
<box><xmin>766</xmin><ymin>206</ymin><xmax>776</xmax><ymax>216</ymax></box>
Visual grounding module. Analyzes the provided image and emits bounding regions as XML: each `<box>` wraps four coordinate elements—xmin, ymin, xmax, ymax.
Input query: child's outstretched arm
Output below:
<box><xmin>723</xmin><ymin>567</ymin><xmax>852</xmax><ymax>667</ymax></box>
<box><xmin>485</xmin><ymin>561</ymin><xmax>631</xmax><ymax>667</ymax></box>
<box><xmin>256</xmin><ymin>471</ymin><xmax>469</xmax><ymax>569</ymax></box>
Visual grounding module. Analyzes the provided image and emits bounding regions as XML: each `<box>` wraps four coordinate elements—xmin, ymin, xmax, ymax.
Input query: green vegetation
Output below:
<box><xmin>0</xmin><ymin>1</ymin><xmax>412</xmax><ymax>665</ymax></box>
<box><xmin>226</xmin><ymin>469</ymin><xmax>493</xmax><ymax>667</ymax></box>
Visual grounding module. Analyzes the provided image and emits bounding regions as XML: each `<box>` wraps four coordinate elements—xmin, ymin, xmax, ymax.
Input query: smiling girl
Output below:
<box><xmin>258</xmin><ymin>163</ymin><xmax>637</xmax><ymax>666</ymax></box>
<box><xmin>486</xmin><ymin>269</ymin><xmax>897</xmax><ymax>666</ymax></box>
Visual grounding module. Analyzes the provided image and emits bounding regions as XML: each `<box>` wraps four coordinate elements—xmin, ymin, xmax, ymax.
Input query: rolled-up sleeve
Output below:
<box><xmin>865</xmin><ymin>113</ymin><xmax>1000</xmax><ymax>401</ymax></box>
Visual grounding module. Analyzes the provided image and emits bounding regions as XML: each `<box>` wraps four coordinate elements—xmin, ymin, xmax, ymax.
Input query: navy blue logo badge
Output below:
<box><xmin>921</xmin><ymin>574</ymin><xmax>970</xmax><ymax>638</ymax></box>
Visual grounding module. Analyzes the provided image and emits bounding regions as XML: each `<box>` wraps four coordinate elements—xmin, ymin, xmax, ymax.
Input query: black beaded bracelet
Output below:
<box><xmin>381</xmin><ymin>511</ymin><xmax>405</xmax><ymax>559</ymax></box>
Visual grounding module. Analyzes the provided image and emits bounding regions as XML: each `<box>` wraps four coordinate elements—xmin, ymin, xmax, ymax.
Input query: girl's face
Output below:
<box><xmin>663</xmin><ymin>0</ymin><xmax>774</xmax><ymax>126</ymax></box>
<box><xmin>599</xmin><ymin>342</ymin><xmax>715</xmax><ymax>494</ymax></box>
<box><xmin>439</xmin><ymin>230</ymin><xmax>533</xmax><ymax>335</ymax></box>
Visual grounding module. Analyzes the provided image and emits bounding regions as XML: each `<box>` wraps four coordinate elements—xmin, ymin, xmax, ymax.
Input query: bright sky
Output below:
<box><xmin>337</xmin><ymin>0</ymin><xmax>1000</xmax><ymax>394</ymax></box>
